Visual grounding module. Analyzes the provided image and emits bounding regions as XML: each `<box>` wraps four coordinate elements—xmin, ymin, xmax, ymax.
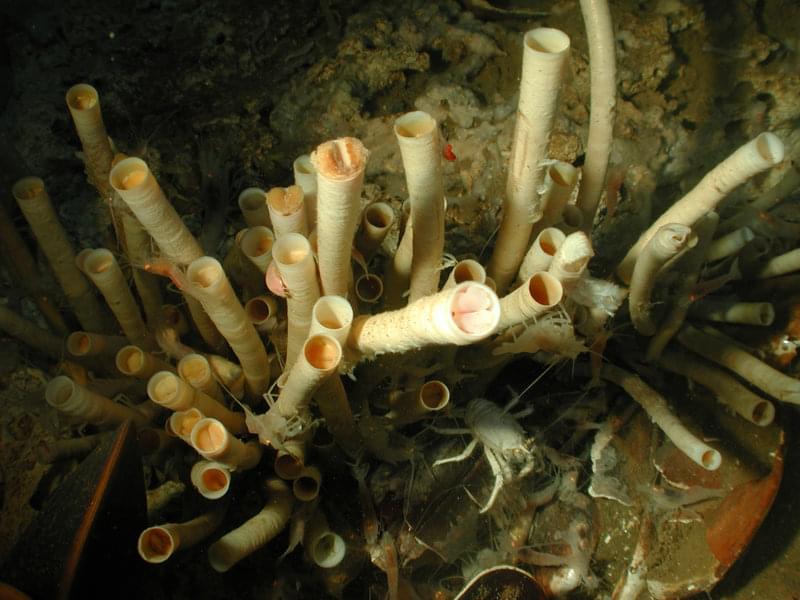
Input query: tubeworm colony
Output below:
<box><xmin>1</xmin><ymin>0</ymin><xmax>799</xmax><ymax>598</ymax></box>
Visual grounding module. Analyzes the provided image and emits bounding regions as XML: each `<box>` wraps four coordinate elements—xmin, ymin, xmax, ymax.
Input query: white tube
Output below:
<box><xmin>293</xmin><ymin>154</ymin><xmax>318</xmax><ymax>227</ymax></box>
<box><xmin>138</xmin><ymin>506</ymin><xmax>226</xmax><ymax>564</ymax></box>
<box><xmin>186</xmin><ymin>257</ymin><xmax>270</xmax><ymax>397</ymax></box>
<box><xmin>488</xmin><ymin>28</ymin><xmax>571</xmax><ymax>293</ymax></box>
<box><xmin>272</xmin><ymin>234</ymin><xmax>320</xmax><ymax>374</ymax></box>
<box><xmin>348</xmin><ymin>282</ymin><xmax>500</xmax><ymax>358</ymax></box>
<box><xmin>239</xmin><ymin>226</ymin><xmax>275</xmax><ymax>274</ymax></box>
<box><xmin>618</xmin><ymin>133</ymin><xmax>785</xmax><ymax>283</ymax></box>
<box><xmin>46</xmin><ymin>375</ymin><xmax>148</xmax><ymax>428</ymax></box>
<box><xmin>756</xmin><ymin>247</ymin><xmax>800</xmax><ymax>279</ymax></box>
<box><xmin>274</xmin><ymin>438</ymin><xmax>306</xmax><ymax>480</ymax></box>
<box><xmin>575</xmin><ymin>0</ymin><xmax>616</xmax><ymax>228</ymax></box>
<box><xmin>658</xmin><ymin>349</ymin><xmax>774</xmax><ymax>426</ymax></box>
<box><xmin>517</xmin><ymin>228</ymin><xmax>566</xmax><ymax>283</ymax></box>
<box><xmin>116</xmin><ymin>345</ymin><xmax>174</xmax><ymax>380</ymax></box>
<box><xmin>443</xmin><ymin>259</ymin><xmax>486</xmax><ymax>290</ymax></box>
<box><xmin>312</xmin><ymin>137</ymin><xmax>369</xmax><ymax>297</ymax></box>
<box><xmin>244</xmin><ymin>295</ymin><xmax>280</xmax><ymax>334</ymax></box>
<box><xmin>394</xmin><ymin>111</ymin><xmax>446</xmax><ymax>301</ymax></box>
<box><xmin>355</xmin><ymin>273</ymin><xmax>383</xmax><ymax>304</ymax></box>
<box><xmin>191</xmin><ymin>417</ymin><xmax>263</xmax><ymax>470</ymax></box>
<box><xmin>109</xmin><ymin>157</ymin><xmax>203</xmax><ymax>265</ymax></box>
<box><xmin>676</xmin><ymin>324</ymin><xmax>800</xmax><ymax>405</ymax></box>
<box><xmin>688</xmin><ymin>300</ymin><xmax>775</xmax><ymax>327</ymax></box>
<box><xmin>497</xmin><ymin>272</ymin><xmax>563</xmax><ymax>330</ymax></box>
<box><xmin>356</xmin><ymin>202</ymin><xmax>395</xmax><ymax>260</ymax></box>
<box><xmin>147</xmin><ymin>370</ymin><xmax>246</xmax><ymax>434</ymax></box>
<box><xmin>190</xmin><ymin>460</ymin><xmax>231</xmax><ymax>500</ymax></box>
<box><xmin>266</xmin><ymin>185</ymin><xmax>308</xmax><ymax>238</ymax></box>
<box><xmin>169</xmin><ymin>407</ymin><xmax>205</xmax><ymax>441</ymax></box>
<box><xmin>707</xmin><ymin>227</ymin><xmax>755</xmax><ymax>262</ymax></box>
<box><xmin>238</xmin><ymin>187</ymin><xmax>270</xmax><ymax>228</ymax></box>
<box><xmin>601</xmin><ymin>364</ymin><xmax>721</xmax><ymax>470</ymax></box>
<box><xmin>304</xmin><ymin>511</ymin><xmax>346</xmax><ymax>569</ymax></box>
<box><xmin>387</xmin><ymin>380</ymin><xmax>450</xmax><ymax>424</ymax></box>
<box><xmin>274</xmin><ymin>334</ymin><xmax>342</xmax><ymax>420</ymax></box>
<box><xmin>541</xmin><ymin>161</ymin><xmax>579</xmax><ymax>227</ymax></box>
<box><xmin>207</xmin><ymin>478</ymin><xmax>292</xmax><ymax>572</ymax></box>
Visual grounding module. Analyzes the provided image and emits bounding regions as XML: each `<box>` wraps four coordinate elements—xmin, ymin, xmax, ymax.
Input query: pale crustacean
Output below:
<box><xmin>431</xmin><ymin>394</ymin><xmax>539</xmax><ymax>513</ymax></box>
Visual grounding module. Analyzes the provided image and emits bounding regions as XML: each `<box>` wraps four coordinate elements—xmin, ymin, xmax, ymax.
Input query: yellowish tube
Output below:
<box><xmin>46</xmin><ymin>375</ymin><xmax>148</xmax><ymax>428</ymax></box>
<box><xmin>274</xmin><ymin>334</ymin><xmax>342</xmax><ymax>420</ymax></box>
<box><xmin>488</xmin><ymin>28</ymin><xmax>571</xmax><ymax>293</ymax></box>
<box><xmin>207</xmin><ymin>478</ymin><xmax>292</xmax><ymax>572</ymax></box>
<box><xmin>190</xmin><ymin>460</ymin><xmax>231</xmax><ymax>500</ymax></box>
<box><xmin>0</xmin><ymin>304</ymin><xmax>63</xmax><ymax>359</ymax></box>
<box><xmin>169</xmin><ymin>407</ymin><xmax>205</xmax><ymax>442</ymax></box>
<box><xmin>191</xmin><ymin>417</ymin><xmax>263</xmax><ymax>470</ymax></box>
<box><xmin>547</xmin><ymin>231</ymin><xmax>594</xmax><ymax>293</ymax></box>
<box><xmin>356</xmin><ymin>202</ymin><xmax>395</xmax><ymax>260</ymax></box>
<box><xmin>65</xmin><ymin>83</ymin><xmax>114</xmax><ymax>201</ymax></box>
<box><xmin>186</xmin><ymin>257</ymin><xmax>270</xmax><ymax>397</ymax></box>
<box><xmin>272</xmin><ymin>233</ymin><xmax>320</xmax><ymax>375</ymax></box>
<box><xmin>312</xmin><ymin>137</ymin><xmax>369</xmax><ymax>297</ymax></box>
<box><xmin>120</xmin><ymin>210</ymin><xmax>163</xmax><ymax>327</ymax></box>
<box><xmin>304</xmin><ymin>510</ymin><xmax>346</xmax><ymax>568</ymax></box>
<box><xmin>274</xmin><ymin>438</ymin><xmax>307</xmax><ymax>480</ymax></box>
<box><xmin>394</xmin><ymin>111</ymin><xmax>445</xmax><ymax>301</ymax></box>
<box><xmin>116</xmin><ymin>345</ymin><xmax>174</xmax><ymax>380</ymax></box>
<box><xmin>443</xmin><ymin>259</ymin><xmax>486</xmax><ymax>290</ymax></box>
<box><xmin>517</xmin><ymin>227</ymin><xmax>566</xmax><ymax>284</ymax></box>
<box><xmin>497</xmin><ymin>272</ymin><xmax>563</xmax><ymax>331</ymax></box>
<box><xmin>292</xmin><ymin>465</ymin><xmax>322</xmax><ymax>502</ymax></box>
<box><xmin>239</xmin><ymin>226</ymin><xmax>275</xmax><ymax>274</ymax></box>
<box><xmin>147</xmin><ymin>370</ymin><xmax>246</xmax><ymax>434</ymax></box>
<box><xmin>383</xmin><ymin>207</ymin><xmax>413</xmax><ymax>309</ymax></box>
<box><xmin>293</xmin><ymin>154</ymin><xmax>318</xmax><ymax>227</ymax></box>
<box><xmin>177</xmin><ymin>352</ymin><xmax>224</xmax><ymax>401</ymax></box>
<box><xmin>12</xmin><ymin>177</ymin><xmax>108</xmax><ymax>332</ymax></box>
<box><xmin>386</xmin><ymin>380</ymin><xmax>450</xmax><ymax>425</ymax></box>
<box><xmin>82</xmin><ymin>249</ymin><xmax>150</xmax><ymax>347</ymax></box>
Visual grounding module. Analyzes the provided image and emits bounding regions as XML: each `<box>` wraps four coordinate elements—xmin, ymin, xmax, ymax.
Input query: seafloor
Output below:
<box><xmin>0</xmin><ymin>0</ymin><xmax>799</xmax><ymax>598</ymax></box>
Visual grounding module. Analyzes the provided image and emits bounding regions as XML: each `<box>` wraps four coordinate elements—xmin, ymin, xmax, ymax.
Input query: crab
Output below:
<box><xmin>432</xmin><ymin>395</ymin><xmax>536</xmax><ymax>513</ymax></box>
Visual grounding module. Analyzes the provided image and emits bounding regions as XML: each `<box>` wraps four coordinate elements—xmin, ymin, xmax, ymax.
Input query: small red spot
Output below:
<box><xmin>443</xmin><ymin>143</ymin><xmax>456</xmax><ymax>162</ymax></box>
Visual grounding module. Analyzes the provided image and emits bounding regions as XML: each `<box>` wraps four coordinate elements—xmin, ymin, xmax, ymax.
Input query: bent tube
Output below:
<box><xmin>312</xmin><ymin>137</ymin><xmax>369</xmax><ymax>297</ymax></box>
<box><xmin>190</xmin><ymin>417</ymin><xmax>263</xmax><ymax>471</ymax></box>
<box><xmin>676</xmin><ymin>324</ymin><xmax>800</xmax><ymax>405</ymax></box>
<box><xmin>575</xmin><ymin>0</ymin><xmax>616</xmax><ymax>228</ymax></box>
<box><xmin>618</xmin><ymin>133</ymin><xmax>785</xmax><ymax>283</ymax></box>
<box><xmin>628</xmin><ymin>223</ymin><xmax>695</xmax><ymax>335</ymax></box>
<box><xmin>517</xmin><ymin>227</ymin><xmax>566</xmax><ymax>284</ymax></box>
<box><xmin>601</xmin><ymin>364</ymin><xmax>721</xmax><ymax>470</ymax></box>
<box><xmin>488</xmin><ymin>28</ymin><xmax>571</xmax><ymax>293</ymax></box>
<box><xmin>547</xmin><ymin>231</ymin><xmax>594</xmax><ymax>293</ymax></box>
<box><xmin>46</xmin><ymin>375</ymin><xmax>148</xmax><ymax>428</ymax></box>
<box><xmin>348</xmin><ymin>282</ymin><xmax>500</xmax><ymax>358</ymax></box>
<box><xmin>394</xmin><ymin>111</ymin><xmax>446</xmax><ymax>301</ymax></box>
<box><xmin>207</xmin><ymin>478</ymin><xmax>292</xmax><ymax>572</ymax></box>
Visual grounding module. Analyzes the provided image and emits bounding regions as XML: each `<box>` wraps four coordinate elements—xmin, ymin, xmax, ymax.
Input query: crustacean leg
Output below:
<box><xmin>432</xmin><ymin>438</ymin><xmax>479</xmax><ymax>467</ymax></box>
<box><xmin>480</xmin><ymin>448</ymin><xmax>506</xmax><ymax>513</ymax></box>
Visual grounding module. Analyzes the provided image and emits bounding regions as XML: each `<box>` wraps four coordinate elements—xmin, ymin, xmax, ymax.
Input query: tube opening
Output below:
<box><xmin>267</xmin><ymin>186</ymin><xmax>304</xmax><ymax>215</ymax></box>
<box><xmin>246</xmin><ymin>298</ymin><xmax>274</xmax><ymax>323</ymax></box>
<box><xmin>67</xmin><ymin>332</ymin><xmax>92</xmax><ymax>355</ymax></box>
<box><xmin>273</xmin><ymin>234</ymin><xmax>310</xmax><ymax>266</ymax></box>
<box><xmin>355</xmin><ymin>274</ymin><xmax>383</xmax><ymax>303</ymax></box>
<box><xmin>751</xmin><ymin>401</ymin><xmax>775</xmax><ymax>426</ymax></box>
<box><xmin>110</xmin><ymin>158</ymin><xmax>149</xmax><ymax>191</ymax></box>
<box><xmin>178</xmin><ymin>355</ymin><xmax>211</xmax><ymax>384</ymax></box>
<box><xmin>241</xmin><ymin>226</ymin><xmax>275</xmax><ymax>258</ymax></box>
<box><xmin>293</xmin><ymin>470</ymin><xmax>321</xmax><ymax>500</ymax></box>
<box><xmin>275</xmin><ymin>452</ymin><xmax>304</xmax><ymax>479</ymax></box>
<box><xmin>304</xmin><ymin>335</ymin><xmax>342</xmax><ymax>370</ymax></box>
<box><xmin>529</xmin><ymin>273</ymin><xmax>563</xmax><ymax>306</ymax></box>
<box><xmin>755</xmin><ymin>132</ymin><xmax>784</xmax><ymax>165</ymax></box>
<box><xmin>420</xmin><ymin>381</ymin><xmax>449</xmax><ymax>411</ymax></box>
<box><xmin>561</xmin><ymin>205</ymin><xmax>583</xmax><ymax>228</ymax></box>
<box><xmin>450</xmin><ymin>283</ymin><xmax>500</xmax><ymax>336</ymax></box>
<box><xmin>188</xmin><ymin>258</ymin><xmax>223</xmax><ymax>289</ymax></box>
<box><xmin>45</xmin><ymin>376</ymin><xmax>75</xmax><ymax>408</ymax></box>
<box><xmin>66</xmin><ymin>84</ymin><xmax>99</xmax><ymax>111</ymax></box>
<box><xmin>238</xmin><ymin>188</ymin><xmax>266</xmax><ymax>211</ymax></box>
<box><xmin>701</xmin><ymin>449</ymin><xmax>722</xmax><ymax>470</ymax></box>
<box><xmin>12</xmin><ymin>176</ymin><xmax>46</xmax><ymax>201</ymax></box>
<box><xmin>539</xmin><ymin>229</ymin><xmax>564</xmax><ymax>255</ymax></box>
<box><xmin>313</xmin><ymin>137</ymin><xmax>367</xmax><ymax>179</ymax></box>
<box><xmin>549</xmin><ymin>162</ymin><xmax>578</xmax><ymax>187</ymax></box>
<box><xmin>202</xmin><ymin>467</ymin><xmax>229</xmax><ymax>492</ymax></box>
<box><xmin>294</xmin><ymin>155</ymin><xmax>314</xmax><ymax>175</ymax></box>
<box><xmin>192</xmin><ymin>419</ymin><xmax>227</xmax><ymax>454</ymax></box>
<box><xmin>759</xmin><ymin>304</ymin><xmax>775</xmax><ymax>326</ymax></box>
<box><xmin>364</xmin><ymin>203</ymin><xmax>394</xmax><ymax>229</ymax></box>
<box><xmin>453</xmin><ymin>260</ymin><xmax>484</xmax><ymax>284</ymax></box>
<box><xmin>312</xmin><ymin>532</ymin><xmax>346</xmax><ymax>568</ymax></box>
<box><xmin>525</xmin><ymin>28</ymin><xmax>570</xmax><ymax>54</ymax></box>
<box><xmin>138</xmin><ymin>527</ymin><xmax>174</xmax><ymax>563</ymax></box>
<box><xmin>394</xmin><ymin>111</ymin><xmax>436</xmax><ymax>138</ymax></box>
<box><xmin>150</xmin><ymin>372</ymin><xmax>178</xmax><ymax>402</ymax></box>
<box><xmin>117</xmin><ymin>346</ymin><xmax>144</xmax><ymax>374</ymax></box>
<box><xmin>172</xmin><ymin>408</ymin><xmax>203</xmax><ymax>438</ymax></box>
<box><xmin>313</xmin><ymin>297</ymin><xmax>353</xmax><ymax>331</ymax></box>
